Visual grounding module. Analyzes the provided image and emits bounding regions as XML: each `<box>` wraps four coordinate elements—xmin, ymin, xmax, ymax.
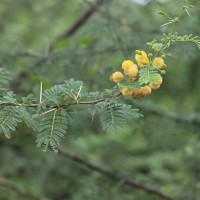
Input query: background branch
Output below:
<box><xmin>47</xmin><ymin>0</ymin><xmax>103</xmax><ymax>53</ymax></box>
<box><xmin>0</xmin><ymin>178</ymin><xmax>48</xmax><ymax>200</ymax></box>
<box><xmin>57</xmin><ymin>147</ymin><xmax>176</xmax><ymax>200</ymax></box>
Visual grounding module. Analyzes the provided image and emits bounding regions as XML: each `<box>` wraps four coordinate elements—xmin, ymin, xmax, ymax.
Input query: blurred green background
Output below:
<box><xmin>0</xmin><ymin>0</ymin><xmax>200</xmax><ymax>199</ymax></box>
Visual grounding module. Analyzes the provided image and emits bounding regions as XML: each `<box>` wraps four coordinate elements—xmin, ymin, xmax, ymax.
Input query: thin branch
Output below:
<box><xmin>0</xmin><ymin>93</ymin><xmax>122</xmax><ymax>108</ymax></box>
<box><xmin>0</xmin><ymin>102</ymin><xmax>38</xmax><ymax>108</ymax></box>
<box><xmin>1</xmin><ymin>92</ymin><xmax>200</xmax><ymax>127</ymax></box>
<box><xmin>30</xmin><ymin>0</ymin><xmax>103</xmax><ymax>68</ymax></box>
<box><xmin>0</xmin><ymin>177</ymin><xmax>47</xmax><ymax>200</ymax></box>
<box><xmin>57</xmin><ymin>147</ymin><xmax>176</xmax><ymax>200</ymax></box>
<box><xmin>47</xmin><ymin>0</ymin><xmax>103</xmax><ymax>53</ymax></box>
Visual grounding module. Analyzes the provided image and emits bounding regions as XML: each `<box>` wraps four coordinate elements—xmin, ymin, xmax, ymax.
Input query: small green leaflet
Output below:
<box><xmin>139</xmin><ymin>67</ymin><xmax>162</xmax><ymax>85</ymax></box>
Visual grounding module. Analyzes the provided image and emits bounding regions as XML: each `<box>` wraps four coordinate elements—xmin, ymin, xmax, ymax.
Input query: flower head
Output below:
<box><xmin>124</xmin><ymin>65</ymin><xmax>138</xmax><ymax>78</ymax></box>
<box><xmin>122</xmin><ymin>60</ymin><xmax>135</xmax><ymax>71</ymax></box>
<box><xmin>153</xmin><ymin>57</ymin><xmax>165</xmax><ymax>69</ymax></box>
<box><xmin>132</xmin><ymin>86</ymin><xmax>151</xmax><ymax>99</ymax></box>
<box><xmin>135</xmin><ymin>51</ymin><xmax>149</xmax><ymax>67</ymax></box>
<box><xmin>120</xmin><ymin>87</ymin><xmax>134</xmax><ymax>96</ymax></box>
<box><xmin>148</xmin><ymin>78</ymin><xmax>163</xmax><ymax>90</ymax></box>
<box><xmin>132</xmin><ymin>88</ymin><xmax>142</xmax><ymax>99</ymax></box>
<box><xmin>110</xmin><ymin>71</ymin><xmax>124</xmax><ymax>83</ymax></box>
<box><xmin>139</xmin><ymin>85</ymin><xmax>152</xmax><ymax>96</ymax></box>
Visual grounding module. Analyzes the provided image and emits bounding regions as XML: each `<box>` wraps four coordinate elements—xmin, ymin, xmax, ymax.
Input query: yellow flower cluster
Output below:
<box><xmin>135</xmin><ymin>51</ymin><xmax>149</xmax><ymax>67</ymax></box>
<box><xmin>122</xmin><ymin>60</ymin><xmax>138</xmax><ymax>80</ymax></box>
<box><xmin>110</xmin><ymin>71</ymin><xmax>124</xmax><ymax>83</ymax></box>
<box><xmin>149</xmin><ymin>78</ymin><xmax>163</xmax><ymax>89</ymax></box>
<box><xmin>121</xmin><ymin>85</ymin><xmax>152</xmax><ymax>99</ymax></box>
<box><xmin>110</xmin><ymin>50</ymin><xmax>165</xmax><ymax>99</ymax></box>
<box><xmin>152</xmin><ymin>57</ymin><xmax>166</xmax><ymax>70</ymax></box>
<box><xmin>135</xmin><ymin>50</ymin><xmax>166</xmax><ymax>69</ymax></box>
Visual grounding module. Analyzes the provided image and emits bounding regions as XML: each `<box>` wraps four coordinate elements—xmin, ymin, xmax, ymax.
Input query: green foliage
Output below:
<box><xmin>42</xmin><ymin>85</ymin><xmax>65</xmax><ymax>106</ymax></box>
<box><xmin>147</xmin><ymin>33</ymin><xmax>200</xmax><ymax>52</ymax></box>
<box><xmin>36</xmin><ymin>109</ymin><xmax>71</xmax><ymax>152</ymax></box>
<box><xmin>0</xmin><ymin>68</ymin><xmax>11</xmax><ymax>87</ymax></box>
<box><xmin>98</xmin><ymin>101</ymin><xmax>141</xmax><ymax>132</ymax></box>
<box><xmin>61</xmin><ymin>79</ymin><xmax>83</xmax><ymax>99</ymax></box>
<box><xmin>0</xmin><ymin>68</ymin><xmax>12</xmax><ymax>94</ymax></box>
<box><xmin>81</xmin><ymin>91</ymin><xmax>104</xmax><ymax>101</ymax></box>
<box><xmin>0</xmin><ymin>106</ymin><xmax>22</xmax><ymax>138</ymax></box>
<box><xmin>174</xmin><ymin>34</ymin><xmax>200</xmax><ymax>49</ymax></box>
<box><xmin>118</xmin><ymin>81</ymin><xmax>140</xmax><ymax>89</ymax></box>
<box><xmin>139</xmin><ymin>67</ymin><xmax>162</xmax><ymax>85</ymax></box>
<box><xmin>0</xmin><ymin>0</ymin><xmax>198</xmax><ymax>153</ymax></box>
<box><xmin>17</xmin><ymin>107</ymin><xmax>38</xmax><ymax>131</ymax></box>
<box><xmin>0</xmin><ymin>69</ymin><xmax>144</xmax><ymax>151</ymax></box>
<box><xmin>42</xmin><ymin>79</ymin><xmax>83</xmax><ymax>107</ymax></box>
<box><xmin>0</xmin><ymin>0</ymin><xmax>200</xmax><ymax>199</ymax></box>
<box><xmin>0</xmin><ymin>92</ymin><xmax>21</xmax><ymax>138</ymax></box>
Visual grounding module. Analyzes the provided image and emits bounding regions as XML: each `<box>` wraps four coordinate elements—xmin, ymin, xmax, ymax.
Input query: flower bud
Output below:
<box><xmin>148</xmin><ymin>53</ymin><xmax>153</xmax><ymax>58</ymax></box>
<box><xmin>161</xmin><ymin>55</ymin><xmax>166</xmax><ymax>59</ymax></box>
<box><xmin>161</xmin><ymin>70</ymin><xmax>166</xmax><ymax>75</ymax></box>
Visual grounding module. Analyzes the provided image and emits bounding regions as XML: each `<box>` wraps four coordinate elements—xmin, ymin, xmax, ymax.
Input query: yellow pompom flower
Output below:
<box><xmin>149</xmin><ymin>83</ymin><xmax>160</xmax><ymax>89</ymax></box>
<box><xmin>135</xmin><ymin>51</ymin><xmax>149</xmax><ymax>67</ymax></box>
<box><xmin>125</xmin><ymin>65</ymin><xmax>138</xmax><ymax>78</ymax></box>
<box><xmin>153</xmin><ymin>57</ymin><xmax>165</xmax><ymax>69</ymax></box>
<box><xmin>120</xmin><ymin>87</ymin><xmax>134</xmax><ymax>96</ymax></box>
<box><xmin>122</xmin><ymin>60</ymin><xmax>134</xmax><ymax>71</ymax></box>
<box><xmin>148</xmin><ymin>78</ymin><xmax>163</xmax><ymax>90</ymax></box>
<box><xmin>132</xmin><ymin>85</ymin><xmax>151</xmax><ymax>99</ymax></box>
<box><xmin>139</xmin><ymin>85</ymin><xmax>152</xmax><ymax>96</ymax></box>
<box><xmin>132</xmin><ymin>88</ymin><xmax>142</xmax><ymax>99</ymax></box>
<box><xmin>156</xmin><ymin>78</ymin><xmax>163</xmax><ymax>85</ymax></box>
<box><xmin>110</xmin><ymin>71</ymin><xmax>124</xmax><ymax>83</ymax></box>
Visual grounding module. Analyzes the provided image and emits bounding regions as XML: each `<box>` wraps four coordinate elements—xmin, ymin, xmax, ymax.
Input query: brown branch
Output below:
<box><xmin>0</xmin><ymin>178</ymin><xmax>48</xmax><ymax>200</ymax></box>
<box><xmin>0</xmin><ymin>93</ymin><xmax>122</xmax><ymax>108</ymax></box>
<box><xmin>47</xmin><ymin>0</ymin><xmax>103</xmax><ymax>53</ymax></box>
<box><xmin>57</xmin><ymin>147</ymin><xmax>176</xmax><ymax>200</ymax></box>
<box><xmin>0</xmin><ymin>102</ymin><xmax>37</xmax><ymax>108</ymax></box>
<box><xmin>1</xmin><ymin>92</ymin><xmax>200</xmax><ymax>127</ymax></box>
